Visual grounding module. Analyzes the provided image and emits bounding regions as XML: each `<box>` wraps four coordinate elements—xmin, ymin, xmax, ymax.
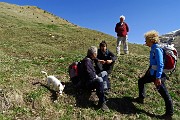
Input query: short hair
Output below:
<box><xmin>87</xmin><ymin>46</ymin><xmax>97</xmax><ymax>56</ymax></box>
<box><xmin>144</xmin><ymin>30</ymin><xmax>160</xmax><ymax>43</ymax></box>
<box><xmin>99</xmin><ymin>41</ymin><xmax>107</xmax><ymax>48</ymax></box>
<box><xmin>120</xmin><ymin>15</ymin><xmax>125</xmax><ymax>20</ymax></box>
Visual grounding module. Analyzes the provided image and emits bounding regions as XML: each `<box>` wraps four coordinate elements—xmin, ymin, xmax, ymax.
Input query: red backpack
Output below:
<box><xmin>158</xmin><ymin>44</ymin><xmax>178</xmax><ymax>74</ymax></box>
<box><xmin>69</xmin><ymin>62</ymin><xmax>79</xmax><ymax>79</ymax></box>
<box><xmin>68</xmin><ymin>61</ymin><xmax>84</xmax><ymax>86</ymax></box>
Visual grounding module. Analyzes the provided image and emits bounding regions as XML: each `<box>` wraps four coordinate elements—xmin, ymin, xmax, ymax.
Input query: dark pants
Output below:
<box><xmin>104</xmin><ymin>62</ymin><xmax>115</xmax><ymax>75</ymax></box>
<box><xmin>86</xmin><ymin>77</ymin><xmax>105</xmax><ymax>105</ymax></box>
<box><xmin>98</xmin><ymin>71</ymin><xmax>110</xmax><ymax>90</ymax></box>
<box><xmin>95</xmin><ymin>61</ymin><xmax>115</xmax><ymax>75</ymax></box>
<box><xmin>138</xmin><ymin>71</ymin><xmax>173</xmax><ymax>114</ymax></box>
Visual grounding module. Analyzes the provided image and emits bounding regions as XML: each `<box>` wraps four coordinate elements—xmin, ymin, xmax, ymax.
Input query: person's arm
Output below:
<box><xmin>108</xmin><ymin>50</ymin><xmax>117</xmax><ymax>62</ymax></box>
<box><xmin>154</xmin><ymin>48</ymin><xmax>164</xmax><ymax>86</ymax></box>
<box><xmin>125</xmin><ymin>23</ymin><xmax>129</xmax><ymax>32</ymax></box>
<box><xmin>115</xmin><ymin>23</ymin><xmax>118</xmax><ymax>33</ymax></box>
<box><xmin>155</xmin><ymin>48</ymin><xmax>164</xmax><ymax>79</ymax></box>
<box><xmin>84</xmin><ymin>59</ymin><xmax>96</xmax><ymax>80</ymax></box>
<box><xmin>105</xmin><ymin>50</ymin><xmax>117</xmax><ymax>64</ymax></box>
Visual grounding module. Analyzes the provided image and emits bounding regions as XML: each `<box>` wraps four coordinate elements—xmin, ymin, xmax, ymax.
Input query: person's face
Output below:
<box><xmin>91</xmin><ymin>53</ymin><xmax>97</xmax><ymax>59</ymax></box>
<box><xmin>145</xmin><ymin>39</ymin><xmax>153</xmax><ymax>47</ymax></box>
<box><xmin>120</xmin><ymin>18</ymin><xmax>124</xmax><ymax>22</ymax></box>
<box><xmin>100</xmin><ymin>45</ymin><xmax>107</xmax><ymax>52</ymax></box>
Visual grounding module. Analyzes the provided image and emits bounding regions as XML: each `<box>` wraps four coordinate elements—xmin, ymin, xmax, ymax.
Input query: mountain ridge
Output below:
<box><xmin>160</xmin><ymin>29</ymin><xmax>180</xmax><ymax>56</ymax></box>
<box><xmin>0</xmin><ymin>2</ymin><xmax>76</xmax><ymax>28</ymax></box>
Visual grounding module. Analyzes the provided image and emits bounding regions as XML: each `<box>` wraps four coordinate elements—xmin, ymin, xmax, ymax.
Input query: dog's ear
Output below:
<box><xmin>61</xmin><ymin>82</ymin><xmax>65</xmax><ymax>88</ymax></box>
<box><xmin>61</xmin><ymin>82</ymin><xmax>65</xmax><ymax>85</ymax></box>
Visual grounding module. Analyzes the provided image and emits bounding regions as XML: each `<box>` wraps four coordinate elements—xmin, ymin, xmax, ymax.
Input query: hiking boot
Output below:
<box><xmin>104</xmin><ymin>89</ymin><xmax>111</xmax><ymax>95</ymax></box>
<box><xmin>133</xmin><ymin>97</ymin><xmax>144</xmax><ymax>104</ymax></box>
<box><xmin>124</xmin><ymin>51</ymin><xmax>129</xmax><ymax>54</ymax></box>
<box><xmin>100</xmin><ymin>102</ymin><xmax>110</xmax><ymax>112</ymax></box>
<box><xmin>159</xmin><ymin>113</ymin><xmax>173</xmax><ymax>119</ymax></box>
<box><xmin>108</xmin><ymin>76</ymin><xmax>111</xmax><ymax>81</ymax></box>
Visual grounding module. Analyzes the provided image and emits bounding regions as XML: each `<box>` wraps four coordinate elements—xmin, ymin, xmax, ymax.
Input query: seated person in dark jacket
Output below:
<box><xmin>81</xmin><ymin>46</ymin><xmax>109</xmax><ymax>112</ymax></box>
<box><xmin>95</xmin><ymin>41</ymin><xmax>117</xmax><ymax>77</ymax></box>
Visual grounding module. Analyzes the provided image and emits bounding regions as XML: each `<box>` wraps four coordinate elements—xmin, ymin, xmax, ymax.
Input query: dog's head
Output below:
<box><xmin>58</xmin><ymin>82</ymin><xmax>65</xmax><ymax>95</ymax></box>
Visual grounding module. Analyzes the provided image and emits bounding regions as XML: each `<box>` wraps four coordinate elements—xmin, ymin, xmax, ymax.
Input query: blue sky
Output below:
<box><xmin>1</xmin><ymin>0</ymin><xmax>180</xmax><ymax>44</ymax></box>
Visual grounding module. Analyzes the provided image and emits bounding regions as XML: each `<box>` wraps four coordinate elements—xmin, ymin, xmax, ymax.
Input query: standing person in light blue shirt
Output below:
<box><xmin>134</xmin><ymin>30</ymin><xmax>173</xmax><ymax>119</ymax></box>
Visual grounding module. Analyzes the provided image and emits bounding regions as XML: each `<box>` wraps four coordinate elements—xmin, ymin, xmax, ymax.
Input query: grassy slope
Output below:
<box><xmin>174</xmin><ymin>36</ymin><xmax>180</xmax><ymax>55</ymax></box>
<box><xmin>0</xmin><ymin>2</ymin><xmax>179</xmax><ymax>120</ymax></box>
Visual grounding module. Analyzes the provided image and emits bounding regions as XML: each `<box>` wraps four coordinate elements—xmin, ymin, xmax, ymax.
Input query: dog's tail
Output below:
<box><xmin>41</xmin><ymin>71</ymin><xmax>48</xmax><ymax>77</ymax></box>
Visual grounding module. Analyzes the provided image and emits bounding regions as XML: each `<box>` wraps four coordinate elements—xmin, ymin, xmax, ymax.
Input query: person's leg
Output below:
<box><xmin>134</xmin><ymin>74</ymin><xmax>154</xmax><ymax>104</ymax></box>
<box><xmin>98</xmin><ymin>71</ymin><xmax>107</xmax><ymax>78</ymax></box>
<box><xmin>116</xmin><ymin>36</ymin><xmax>122</xmax><ymax>55</ymax></box>
<box><xmin>93</xmin><ymin>77</ymin><xmax>105</xmax><ymax>103</ymax></box>
<box><xmin>97</xmin><ymin>71</ymin><xmax>110</xmax><ymax>90</ymax></box>
<box><xmin>138</xmin><ymin>73</ymin><xmax>154</xmax><ymax>99</ymax></box>
<box><xmin>93</xmin><ymin>77</ymin><xmax>109</xmax><ymax>111</ymax></box>
<box><xmin>104</xmin><ymin>62</ymin><xmax>115</xmax><ymax>75</ymax></box>
<box><xmin>102</xmin><ymin>62</ymin><xmax>115</xmax><ymax>90</ymax></box>
<box><xmin>123</xmin><ymin>36</ymin><xmax>129</xmax><ymax>54</ymax></box>
<box><xmin>157</xmin><ymin>83</ymin><xmax>173</xmax><ymax>115</ymax></box>
<box><xmin>138</xmin><ymin>76</ymin><xmax>146</xmax><ymax>99</ymax></box>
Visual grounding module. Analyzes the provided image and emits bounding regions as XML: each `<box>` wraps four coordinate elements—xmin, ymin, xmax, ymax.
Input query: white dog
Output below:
<box><xmin>41</xmin><ymin>71</ymin><xmax>65</xmax><ymax>95</ymax></box>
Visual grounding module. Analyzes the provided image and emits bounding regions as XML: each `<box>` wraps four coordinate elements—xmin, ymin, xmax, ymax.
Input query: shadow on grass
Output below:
<box><xmin>107</xmin><ymin>96</ymin><xmax>160</xmax><ymax>118</ymax></box>
<box><xmin>63</xmin><ymin>82</ymin><xmax>161</xmax><ymax>118</ymax></box>
<box><xmin>32</xmin><ymin>81</ymin><xmax>58</xmax><ymax>102</ymax></box>
<box><xmin>63</xmin><ymin>81</ymin><xmax>93</xmax><ymax>108</ymax></box>
<box><xmin>32</xmin><ymin>81</ymin><xmax>162</xmax><ymax>118</ymax></box>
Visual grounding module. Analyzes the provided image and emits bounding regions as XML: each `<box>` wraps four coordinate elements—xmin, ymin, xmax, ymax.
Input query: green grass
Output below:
<box><xmin>0</xmin><ymin>2</ymin><xmax>180</xmax><ymax>120</ymax></box>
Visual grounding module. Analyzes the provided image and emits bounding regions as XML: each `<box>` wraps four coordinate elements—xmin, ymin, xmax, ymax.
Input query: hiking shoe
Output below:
<box><xmin>101</xmin><ymin>102</ymin><xmax>110</xmax><ymax>112</ymax></box>
<box><xmin>133</xmin><ymin>97</ymin><xmax>144</xmax><ymax>104</ymax></box>
<box><xmin>104</xmin><ymin>89</ymin><xmax>111</xmax><ymax>95</ymax></box>
<box><xmin>124</xmin><ymin>51</ymin><xmax>129</xmax><ymax>54</ymax></box>
<box><xmin>159</xmin><ymin>113</ymin><xmax>173</xmax><ymax>119</ymax></box>
<box><xmin>108</xmin><ymin>76</ymin><xmax>111</xmax><ymax>81</ymax></box>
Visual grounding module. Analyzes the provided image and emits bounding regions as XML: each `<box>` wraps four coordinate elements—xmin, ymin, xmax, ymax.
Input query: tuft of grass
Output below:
<box><xmin>25</xmin><ymin>87</ymin><xmax>47</xmax><ymax>102</ymax></box>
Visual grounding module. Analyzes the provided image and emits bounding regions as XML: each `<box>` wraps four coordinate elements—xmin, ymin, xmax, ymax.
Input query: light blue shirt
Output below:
<box><xmin>149</xmin><ymin>43</ymin><xmax>164</xmax><ymax>78</ymax></box>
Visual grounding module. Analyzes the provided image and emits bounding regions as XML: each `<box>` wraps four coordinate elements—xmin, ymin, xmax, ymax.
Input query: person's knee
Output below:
<box><xmin>100</xmin><ymin>71</ymin><xmax>107</xmax><ymax>77</ymax></box>
<box><xmin>138</xmin><ymin>77</ymin><xmax>144</xmax><ymax>84</ymax></box>
<box><xmin>95</xmin><ymin>77</ymin><xmax>103</xmax><ymax>83</ymax></box>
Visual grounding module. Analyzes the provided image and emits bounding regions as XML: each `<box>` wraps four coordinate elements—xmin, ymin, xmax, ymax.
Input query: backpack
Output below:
<box><xmin>154</xmin><ymin>43</ymin><xmax>178</xmax><ymax>74</ymax></box>
<box><xmin>68</xmin><ymin>61</ymin><xmax>84</xmax><ymax>87</ymax></box>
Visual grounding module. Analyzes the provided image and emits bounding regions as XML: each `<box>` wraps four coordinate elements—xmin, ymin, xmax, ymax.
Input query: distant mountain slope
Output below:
<box><xmin>0</xmin><ymin>2</ymin><xmax>149</xmax><ymax>57</ymax></box>
<box><xmin>160</xmin><ymin>29</ymin><xmax>180</xmax><ymax>57</ymax></box>
<box><xmin>0</xmin><ymin>2</ymin><xmax>72</xmax><ymax>25</ymax></box>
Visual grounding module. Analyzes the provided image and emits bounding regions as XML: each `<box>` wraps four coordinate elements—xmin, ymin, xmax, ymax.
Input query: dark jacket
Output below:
<box><xmin>97</xmin><ymin>49</ymin><xmax>117</xmax><ymax>62</ymax></box>
<box><xmin>81</xmin><ymin>57</ymin><xmax>97</xmax><ymax>82</ymax></box>
<box><xmin>95</xmin><ymin>49</ymin><xmax>117</xmax><ymax>74</ymax></box>
<box><xmin>115</xmin><ymin>22</ymin><xmax>129</xmax><ymax>37</ymax></box>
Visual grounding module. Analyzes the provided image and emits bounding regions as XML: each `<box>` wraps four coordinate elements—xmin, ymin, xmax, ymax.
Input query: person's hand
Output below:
<box><xmin>98</xmin><ymin>60</ymin><xmax>106</xmax><ymax>64</ymax></box>
<box><xmin>154</xmin><ymin>78</ymin><xmax>162</xmax><ymax>87</ymax></box>
<box><xmin>106</xmin><ymin>60</ymin><xmax>112</xmax><ymax>64</ymax></box>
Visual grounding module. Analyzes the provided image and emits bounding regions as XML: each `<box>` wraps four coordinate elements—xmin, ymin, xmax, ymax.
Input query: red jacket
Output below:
<box><xmin>115</xmin><ymin>22</ymin><xmax>129</xmax><ymax>37</ymax></box>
